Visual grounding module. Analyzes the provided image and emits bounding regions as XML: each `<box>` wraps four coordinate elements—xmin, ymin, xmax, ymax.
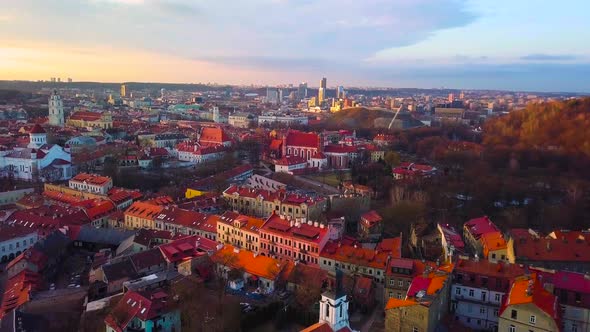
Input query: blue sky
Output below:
<box><xmin>1</xmin><ymin>0</ymin><xmax>589</xmax><ymax>92</ymax></box>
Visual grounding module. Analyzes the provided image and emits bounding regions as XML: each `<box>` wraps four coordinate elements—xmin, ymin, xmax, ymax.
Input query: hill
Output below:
<box><xmin>484</xmin><ymin>98</ymin><xmax>590</xmax><ymax>157</ymax></box>
<box><xmin>324</xmin><ymin>107</ymin><xmax>424</xmax><ymax>130</ymax></box>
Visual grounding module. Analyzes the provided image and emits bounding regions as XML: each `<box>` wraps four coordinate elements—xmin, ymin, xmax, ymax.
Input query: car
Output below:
<box><xmin>67</xmin><ymin>284</ymin><xmax>76</xmax><ymax>288</ymax></box>
<box><xmin>49</xmin><ymin>283</ymin><xmax>56</xmax><ymax>291</ymax></box>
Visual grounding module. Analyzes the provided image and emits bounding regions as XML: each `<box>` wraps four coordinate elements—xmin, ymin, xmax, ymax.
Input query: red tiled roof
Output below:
<box><xmin>360</xmin><ymin>210</ymin><xmax>382</xmax><ymax>227</ymax></box>
<box><xmin>29</xmin><ymin>124</ymin><xmax>46</xmax><ymax>134</ymax></box>
<box><xmin>464</xmin><ymin>216</ymin><xmax>499</xmax><ymax>239</ymax></box>
<box><xmin>285</xmin><ymin>130</ymin><xmax>319</xmax><ymax>149</ymax></box>
<box><xmin>509</xmin><ymin>228</ymin><xmax>590</xmax><ymax>262</ymax></box>
<box><xmin>324</xmin><ymin>144</ymin><xmax>357</xmax><ymax>153</ymax></box>
<box><xmin>105</xmin><ymin>290</ymin><xmax>175</xmax><ymax>332</ymax></box>
<box><xmin>501</xmin><ymin>274</ymin><xmax>559</xmax><ymax>321</ymax></box>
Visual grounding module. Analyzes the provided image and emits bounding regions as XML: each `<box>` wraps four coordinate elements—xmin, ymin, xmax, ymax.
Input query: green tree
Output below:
<box><xmin>383</xmin><ymin>151</ymin><xmax>401</xmax><ymax>168</ymax></box>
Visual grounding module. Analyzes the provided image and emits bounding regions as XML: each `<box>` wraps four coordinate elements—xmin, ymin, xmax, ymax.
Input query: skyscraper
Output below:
<box><xmin>120</xmin><ymin>84</ymin><xmax>127</xmax><ymax>97</ymax></box>
<box><xmin>48</xmin><ymin>90</ymin><xmax>64</xmax><ymax>127</ymax></box>
<box><xmin>318</xmin><ymin>77</ymin><xmax>327</xmax><ymax>104</ymax></box>
<box><xmin>266</xmin><ymin>88</ymin><xmax>279</xmax><ymax>104</ymax></box>
<box><xmin>297</xmin><ymin>82</ymin><xmax>308</xmax><ymax>100</ymax></box>
<box><xmin>336</xmin><ymin>86</ymin><xmax>345</xmax><ymax>99</ymax></box>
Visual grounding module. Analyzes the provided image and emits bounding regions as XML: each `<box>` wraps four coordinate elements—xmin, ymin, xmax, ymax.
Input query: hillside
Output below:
<box><xmin>484</xmin><ymin>98</ymin><xmax>590</xmax><ymax>157</ymax></box>
<box><xmin>324</xmin><ymin>107</ymin><xmax>424</xmax><ymax>130</ymax></box>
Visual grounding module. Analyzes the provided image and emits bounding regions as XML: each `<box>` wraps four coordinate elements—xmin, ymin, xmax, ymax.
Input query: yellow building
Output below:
<box><xmin>67</xmin><ymin>111</ymin><xmax>113</xmax><ymax>129</ymax></box>
<box><xmin>215</xmin><ymin>211</ymin><xmax>264</xmax><ymax>253</ymax></box>
<box><xmin>124</xmin><ymin>201</ymin><xmax>163</xmax><ymax>230</ymax></box>
<box><xmin>498</xmin><ymin>275</ymin><xmax>560</xmax><ymax>332</ymax></box>
<box><xmin>385</xmin><ymin>264</ymin><xmax>454</xmax><ymax>332</ymax></box>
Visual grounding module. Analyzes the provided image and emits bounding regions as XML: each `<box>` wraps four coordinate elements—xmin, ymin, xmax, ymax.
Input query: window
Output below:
<box><xmin>511</xmin><ymin>310</ymin><xmax>517</xmax><ymax>319</ymax></box>
<box><xmin>495</xmin><ymin>294</ymin><xmax>501</xmax><ymax>302</ymax></box>
<box><xmin>509</xmin><ymin>325</ymin><xmax>515</xmax><ymax>332</ymax></box>
<box><xmin>529</xmin><ymin>315</ymin><xmax>536</xmax><ymax>324</ymax></box>
<box><xmin>398</xmin><ymin>280</ymin><xmax>404</xmax><ymax>287</ymax></box>
<box><xmin>455</xmin><ymin>287</ymin><xmax>461</xmax><ymax>295</ymax></box>
<box><xmin>469</xmin><ymin>289</ymin><xmax>474</xmax><ymax>297</ymax></box>
<box><xmin>412</xmin><ymin>328</ymin><xmax>418</xmax><ymax>332</ymax></box>
<box><xmin>572</xmin><ymin>323</ymin><xmax>578</xmax><ymax>332</ymax></box>
<box><xmin>480</xmin><ymin>307</ymin><xmax>486</xmax><ymax>314</ymax></box>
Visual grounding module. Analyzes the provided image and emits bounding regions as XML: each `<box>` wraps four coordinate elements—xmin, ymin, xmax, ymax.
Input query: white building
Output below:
<box><xmin>302</xmin><ymin>284</ymin><xmax>353</xmax><ymax>332</ymax></box>
<box><xmin>0</xmin><ymin>124</ymin><xmax>72</xmax><ymax>181</ymax></box>
<box><xmin>451</xmin><ymin>259</ymin><xmax>525</xmax><ymax>331</ymax></box>
<box><xmin>0</xmin><ymin>225</ymin><xmax>39</xmax><ymax>263</ymax></box>
<box><xmin>228</xmin><ymin>112</ymin><xmax>256</xmax><ymax>128</ymax></box>
<box><xmin>48</xmin><ymin>90</ymin><xmax>65</xmax><ymax>127</ymax></box>
<box><xmin>69</xmin><ymin>173</ymin><xmax>113</xmax><ymax>195</ymax></box>
<box><xmin>258</xmin><ymin>113</ymin><xmax>308</xmax><ymax>126</ymax></box>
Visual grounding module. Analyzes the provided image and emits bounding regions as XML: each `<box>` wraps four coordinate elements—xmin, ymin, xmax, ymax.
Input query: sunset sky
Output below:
<box><xmin>1</xmin><ymin>0</ymin><xmax>589</xmax><ymax>92</ymax></box>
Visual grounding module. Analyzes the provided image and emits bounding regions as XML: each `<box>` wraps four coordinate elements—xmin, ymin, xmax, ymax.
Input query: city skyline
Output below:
<box><xmin>1</xmin><ymin>0</ymin><xmax>590</xmax><ymax>92</ymax></box>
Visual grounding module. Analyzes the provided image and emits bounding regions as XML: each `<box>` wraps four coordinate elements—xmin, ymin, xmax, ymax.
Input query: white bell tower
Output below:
<box><xmin>318</xmin><ymin>269</ymin><xmax>351</xmax><ymax>331</ymax></box>
<box><xmin>318</xmin><ymin>291</ymin><xmax>350</xmax><ymax>331</ymax></box>
<box><xmin>48</xmin><ymin>90</ymin><xmax>64</xmax><ymax>127</ymax></box>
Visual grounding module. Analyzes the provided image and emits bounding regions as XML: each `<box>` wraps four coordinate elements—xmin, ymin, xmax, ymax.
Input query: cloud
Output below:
<box><xmin>0</xmin><ymin>0</ymin><xmax>477</xmax><ymax>65</ymax></box>
<box><xmin>521</xmin><ymin>53</ymin><xmax>577</xmax><ymax>61</ymax></box>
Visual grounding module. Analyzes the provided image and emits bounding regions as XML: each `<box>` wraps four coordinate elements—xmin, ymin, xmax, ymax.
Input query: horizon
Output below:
<box><xmin>2</xmin><ymin>1</ymin><xmax>590</xmax><ymax>92</ymax></box>
<box><xmin>2</xmin><ymin>79</ymin><xmax>588</xmax><ymax>95</ymax></box>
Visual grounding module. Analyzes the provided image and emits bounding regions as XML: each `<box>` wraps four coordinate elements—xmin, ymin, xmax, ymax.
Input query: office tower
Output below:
<box><xmin>337</xmin><ymin>86</ymin><xmax>345</xmax><ymax>99</ymax></box>
<box><xmin>459</xmin><ymin>91</ymin><xmax>465</xmax><ymax>100</ymax></box>
<box><xmin>448</xmin><ymin>93</ymin><xmax>454</xmax><ymax>103</ymax></box>
<box><xmin>161</xmin><ymin>88</ymin><xmax>166</xmax><ymax>99</ymax></box>
<box><xmin>320</xmin><ymin>77</ymin><xmax>327</xmax><ymax>89</ymax></box>
<box><xmin>297</xmin><ymin>82</ymin><xmax>308</xmax><ymax>100</ymax></box>
<box><xmin>67</xmin><ymin>78</ymin><xmax>72</xmax><ymax>83</ymax></box>
<box><xmin>266</xmin><ymin>88</ymin><xmax>279</xmax><ymax>104</ymax></box>
<box><xmin>318</xmin><ymin>88</ymin><xmax>326</xmax><ymax>104</ymax></box>
<box><xmin>121</xmin><ymin>84</ymin><xmax>127</xmax><ymax>97</ymax></box>
<box><xmin>57</xmin><ymin>78</ymin><xmax>61</xmax><ymax>83</ymax></box>
<box><xmin>48</xmin><ymin>90</ymin><xmax>64</xmax><ymax>127</ymax></box>
<box><xmin>50</xmin><ymin>77</ymin><xmax>56</xmax><ymax>82</ymax></box>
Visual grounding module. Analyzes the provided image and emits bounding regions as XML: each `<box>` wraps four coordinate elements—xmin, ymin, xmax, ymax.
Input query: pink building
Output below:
<box><xmin>259</xmin><ymin>213</ymin><xmax>329</xmax><ymax>266</ymax></box>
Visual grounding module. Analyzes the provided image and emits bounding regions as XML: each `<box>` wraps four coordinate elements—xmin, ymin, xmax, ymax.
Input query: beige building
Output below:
<box><xmin>385</xmin><ymin>264</ymin><xmax>454</xmax><ymax>332</ymax></box>
<box><xmin>215</xmin><ymin>211</ymin><xmax>264</xmax><ymax>253</ymax></box>
<box><xmin>222</xmin><ymin>185</ymin><xmax>326</xmax><ymax>220</ymax></box>
<box><xmin>124</xmin><ymin>201</ymin><xmax>163</xmax><ymax>230</ymax></box>
<box><xmin>67</xmin><ymin>111</ymin><xmax>113</xmax><ymax>129</ymax></box>
<box><xmin>498</xmin><ymin>275</ymin><xmax>560</xmax><ymax>332</ymax></box>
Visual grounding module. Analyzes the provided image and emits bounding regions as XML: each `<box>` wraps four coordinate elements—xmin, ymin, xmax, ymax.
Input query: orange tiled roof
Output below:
<box><xmin>385</xmin><ymin>298</ymin><xmax>417</xmax><ymax>310</ymax></box>
<box><xmin>125</xmin><ymin>201</ymin><xmax>164</xmax><ymax>220</ymax></box>
<box><xmin>212</xmin><ymin>245</ymin><xmax>285</xmax><ymax>280</ymax></box>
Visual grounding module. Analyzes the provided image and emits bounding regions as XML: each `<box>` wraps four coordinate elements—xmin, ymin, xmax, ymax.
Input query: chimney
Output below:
<box><xmin>546</xmin><ymin>241</ymin><xmax>551</xmax><ymax>252</ymax></box>
<box><xmin>314</xmin><ymin>221</ymin><xmax>319</xmax><ymax>228</ymax></box>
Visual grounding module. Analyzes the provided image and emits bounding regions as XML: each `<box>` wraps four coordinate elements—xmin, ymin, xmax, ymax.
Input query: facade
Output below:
<box><xmin>506</xmin><ymin>229</ymin><xmax>590</xmax><ymax>273</ymax></box>
<box><xmin>258</xmin><ymin>113</ymin><xmax>309</xmax><ymax>126</ymax></box>
<box><xmin>320</xmin><ymin>238</ymin><xmax>401</xmax><ymax>285</ymax></box>
<box><xmin>464</xmin><ymin>216</ymin><xmax>508</xmax><ymax>263</ymax></box>
<box><xmin>0</xmin><ymin>125</ymin><xmax>72</xmax><ymax>181</ymax></box>
<box><xmin>215</xmin><ymin>211</ymin><xmax>263</xmax><ymax>253</ymax></box>
<box><xmin>152</xmin><ymin>207</ymin><xmax>217</xmax><ymax>241</ymax></box>
<box><xmin>274</xmin><ymin>155</ymin><xmax>308</xmax><ymax>174</ymax></box>
<box><xmin>124</xmin><ymin>201</ymin><xmax>164</xmax><ymax>230</ymax></box>
<box><xmin>228</xmin><ymin>112</ymin><xmax>256</xmax><ymax>128</ymax></box>
<box><xmin>69</xmin><ymin>173</ymin><xmax>113</xmax><ymax>195</ymax></box>
<box><xmin>67</xmin><ymin>111</ymin><xmax>113</xmax><ymax>129</ymax></box>
<box><xmin>385</xmin><ymin>263</ymin><xmax>454</xmax><ymax>332</ymax></box>
<box><xmin>47</xmin><ymin>90</ymin><xmax>64</xmax><ymax>127</ymax></box>
<box><xmin>282</xmin><ymin>130</ymin><xmax>322</xmax><ymax>163</ymax></box>
<box><xmin>359</xmin><ymin>210</ymin><xmax>383</xmax><ymax>241</ymax></box>
<box><xmin>451</xmin><ymin>259</ymin><xmax>524</xmax><ymax>331</ymax></box>
<box><xmin>533</xmin><ymin>269</ymin><xmax>590</xmax><ymax>332</ymax></box>
<box><xmin>0</xmin><ymin>225</ymin><xmax>39</xmax><ymax>263</ymax></box>
<box><xmin>260</xmin><ymin>213</ymin><xmax>328</xmax><ymax>265</ymax></box>
<box><xmin>498</xmin><ymin>275</ymin><xmax>560</xmax><ymax>332</ymax></box>
<box><xmin>223</xmin><ymin>185</ymin><xmax>326</xmax><ymax>220</ymax></box>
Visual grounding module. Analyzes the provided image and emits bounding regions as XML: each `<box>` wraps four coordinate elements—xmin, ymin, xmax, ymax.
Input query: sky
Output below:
<box><xmin>1</xmin><ymin>0</ymin><xmax>590</xmax><ymax>92</ymax></box>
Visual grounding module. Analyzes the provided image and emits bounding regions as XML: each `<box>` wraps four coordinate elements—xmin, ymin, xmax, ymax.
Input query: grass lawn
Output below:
<box><xmin>305</xmin><ymin>171</ymin><xmax>351</xmax><ymax>187</ymax></box>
